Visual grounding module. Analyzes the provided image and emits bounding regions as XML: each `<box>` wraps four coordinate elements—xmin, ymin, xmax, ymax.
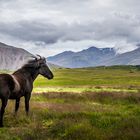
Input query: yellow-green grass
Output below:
<box><xmin>33</xmin><ymin>87</ymin><xmax>138</xmax><ymax>93</ymax></box>
<box><xmin>33</xmin><ymin>66</ymin><xmax>140</xmax><ymax>93</ymax></box>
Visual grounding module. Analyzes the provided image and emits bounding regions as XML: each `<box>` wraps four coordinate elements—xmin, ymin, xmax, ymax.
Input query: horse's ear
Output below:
<box><xmin>36</xmin><ymin>54</ymin><xmax>42</xmax><ymax>60</ymax></box>
<box><xmin>30</xmin><ymin>55</ymin><xmax>38</xmax><ymax>61</ymax></box>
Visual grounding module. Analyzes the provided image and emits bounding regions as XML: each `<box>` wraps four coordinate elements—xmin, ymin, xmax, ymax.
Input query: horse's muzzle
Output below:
<box><xmin>47</xmin><ymin>74</ymin><xmax>54</xmax><ymax>80</ymax></box>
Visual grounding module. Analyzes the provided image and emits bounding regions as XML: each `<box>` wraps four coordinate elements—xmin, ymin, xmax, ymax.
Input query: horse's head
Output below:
<box><xmin>34</xmin><ymin>55</ymin><xmax>54</xmax><ymax>80</ymax></box>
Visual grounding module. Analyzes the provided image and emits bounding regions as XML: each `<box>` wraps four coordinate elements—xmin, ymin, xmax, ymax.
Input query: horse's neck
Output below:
<box><xmin>13</xmin><ymin>67</ymin><xmax>39</xmax><ymax>82</ymax></box>
<box><xmin>31</xmin><ymin>70</ymin><xmax>39</xmax><ymax>81</ymax></box>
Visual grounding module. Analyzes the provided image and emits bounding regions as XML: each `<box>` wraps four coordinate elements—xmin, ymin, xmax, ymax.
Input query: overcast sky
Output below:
<box><xmin>0</xmin><ymin>0</ymin><xmax>140</xmax><ymax>56</ymax></box>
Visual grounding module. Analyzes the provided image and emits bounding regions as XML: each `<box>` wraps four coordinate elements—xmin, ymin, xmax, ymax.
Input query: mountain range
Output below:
<box><xmin>48</xmin><ymin>46</ymin><xmax>140</xmax><ymax>68</ymax></box>
<box><xmin>1</xmin><ymin>42</ymin><xmax>140</xmax><ymax>69</ymax></box>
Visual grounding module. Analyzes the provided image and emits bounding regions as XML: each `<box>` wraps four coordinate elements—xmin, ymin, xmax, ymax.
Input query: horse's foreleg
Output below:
<box><xmin>0</xmin><ymin>98</ymin><xmax>8</xmax><ymax>127</ymax></box>
<box><xmin>24</xmin><ymin>94</ymin><xmax>31</xmax><ymax>116</ymax></box>
<box><xmin>15</xmin><ymin>98</ymin><xmax>20</xmax><ymax>115</ymax></box>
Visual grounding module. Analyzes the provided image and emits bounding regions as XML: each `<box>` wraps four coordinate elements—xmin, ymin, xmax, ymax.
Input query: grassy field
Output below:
<box><xmin>0</xmin><ymin>66</ymin><xmax>140</xmax><ymax>140</ymax></box>
<box><xmin>34</xmin><ymin>66</ymin><xmax>140</xmax><ymax>92</ymax></box>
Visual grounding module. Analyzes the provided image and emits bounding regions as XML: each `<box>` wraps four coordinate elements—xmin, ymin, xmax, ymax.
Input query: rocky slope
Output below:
<box><xmin>0</xmin><ymin>42</ymin><xmax>33</xmax><ymax>70</ymax></box>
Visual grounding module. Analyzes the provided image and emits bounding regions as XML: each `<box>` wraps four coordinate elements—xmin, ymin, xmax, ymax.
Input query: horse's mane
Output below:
<box><xmin>21</xmin><ymin>59</ymin><xmax>38</xmax><ymax>68</ymax></box>
<box><xmin>13</xmin><ymin>59</ymin><xmax>38</xmax><ymax>75</ymax></box>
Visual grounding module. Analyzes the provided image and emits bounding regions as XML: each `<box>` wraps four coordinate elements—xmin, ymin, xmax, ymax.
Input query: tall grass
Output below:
<box><xmin>0</xmin><ymin>91</ymin><xmax>139</xmax><ymax>140</ymax></box>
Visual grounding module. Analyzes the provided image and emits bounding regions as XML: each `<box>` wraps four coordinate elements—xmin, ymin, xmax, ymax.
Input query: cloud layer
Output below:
<box><xmin>0</xmin><ymin>0</ymin><xmax>140</xmax><ymax>56</ymax></box>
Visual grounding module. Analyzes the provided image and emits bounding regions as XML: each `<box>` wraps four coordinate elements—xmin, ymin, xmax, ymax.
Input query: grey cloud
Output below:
<box><xmin>0</xmin><ymin>21</ymin><xmax>65</xmax><ymax>44</ymax></box>
<box><xmin>0</xmin><ymin>0</ymin><xmax>140</xmax><ymax>54</ymax></box>
<box><xmin>0</xmin><ymin>13</ymin><xmax>140</xmax><ymax>45</ymax></box>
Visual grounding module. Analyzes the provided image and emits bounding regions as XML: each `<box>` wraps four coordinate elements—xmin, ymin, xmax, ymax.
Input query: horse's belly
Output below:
<box><xmin>9</xmin><ymin>92</ymin><xmax>24</xmax><ymax>99</ymax></box>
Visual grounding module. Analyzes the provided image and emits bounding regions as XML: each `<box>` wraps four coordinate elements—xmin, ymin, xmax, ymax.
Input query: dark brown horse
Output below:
<box><xmin>0</xmin><ymin>55</ymin><xmax>53</xmax><ymax>127</ymax></box>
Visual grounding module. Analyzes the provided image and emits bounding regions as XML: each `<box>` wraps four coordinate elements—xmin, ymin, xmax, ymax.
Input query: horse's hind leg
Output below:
<box><xmin>15</xmin><ymin>98</ymin><xmax>20</xmax><ymax>115</ymax></box>
<box><xmin>0</xmin><ymin>98</ymin><xmax>8</xmax><ymax>127</ymax></box>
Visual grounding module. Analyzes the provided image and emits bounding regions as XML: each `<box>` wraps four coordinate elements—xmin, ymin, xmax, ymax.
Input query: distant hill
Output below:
<box><xmin>0</xmin><ymin>42</ymin><xmax>33</xmax><ymax>70</ymax></box>
<box><xmin>0</xmin><ymin>42</ymin><xmax>56</xmax><ymax>70</ymax></box>
<box><xmin>103</xmin><ymin>47</ymin><xmax>140</xmax><ymax>66</ymax></box>
<box><xmin>48</xmin><ymin>47</ymin><xmax>116</xmax><ymax>68</ymax></box>
<box><xmin>48</xmin><ymin>46</ymin><xmax>140</xmax><ymax>68</ymax></box>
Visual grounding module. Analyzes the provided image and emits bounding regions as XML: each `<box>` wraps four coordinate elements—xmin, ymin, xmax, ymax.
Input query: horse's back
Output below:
<box><xmin>0</xmin><ymin>74</ymin><xmax>14</xmax><ymax>84</ymax></box>
<box><xmin>0</xmin><ymin>74</ymin><xmax>15</xmax><ymax>98</ymax></box>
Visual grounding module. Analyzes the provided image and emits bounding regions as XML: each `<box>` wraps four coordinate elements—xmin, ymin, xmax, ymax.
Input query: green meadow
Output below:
<box><xmin>0</xmin><ymin>66</ymin><xmax>140</xmax><ymax>140</ymax></box>
<box><xmin>34</xmin><ymin>65</ymin><xmax>140</xmax><ymax>92</ymax></box>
